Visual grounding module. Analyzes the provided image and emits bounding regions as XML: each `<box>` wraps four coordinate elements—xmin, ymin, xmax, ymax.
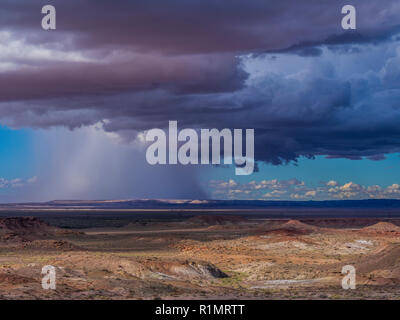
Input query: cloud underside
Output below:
<box><xmin>1</xmin><ymin>1</ymin><xmax>400</xmax><ymax>165</ymax></box>
<box><xmin>210</xmin><ymin>178</ymin><xmax>400</xmax><ymax>200</ymax></box>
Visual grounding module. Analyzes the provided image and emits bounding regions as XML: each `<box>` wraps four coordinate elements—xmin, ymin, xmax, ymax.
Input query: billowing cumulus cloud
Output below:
<box><xmin>0</xmin><ymin>176</ymin><xmax>37</xmax><ymax>189</ymax></box>
<box><xmin>210</xmin><ymin>178</ymin><xmax>400</xmax><ymax>200</ymax></box>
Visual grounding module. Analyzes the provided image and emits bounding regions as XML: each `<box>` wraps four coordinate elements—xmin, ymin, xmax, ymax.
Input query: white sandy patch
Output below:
<box><xmin>334</xmin><ymin>239</ymin><xmax>375</xmax><ymax>255</ymax></box>
<box><xmin>255</xmin><ymin>240</ymin><xmax>311</xmax><ymax>250</ymax></box>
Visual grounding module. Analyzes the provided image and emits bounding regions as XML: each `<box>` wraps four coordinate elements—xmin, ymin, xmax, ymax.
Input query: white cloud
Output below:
<box><xmin>209</xmin><ymin>178</ymin><xmax>400</xmax><ymax>200</ymax></box>
<box><xmin>305</xmin><ymin>190</ymin><xmax>316</xmax><ymax>197</ymax></box>
<box><xmin>326</xmin><ymin>180</ymin><xmax>338</xmax><ymax>187</ymax></box>
<box><xmin>0</xmin><ymin>31</ymin><xmax>94</xmax><ymax>72</ymax></box>
<box><xmin>0</xmin><ymin>176</ymin><xmax>37</xmax><ymax>189</ymax></box>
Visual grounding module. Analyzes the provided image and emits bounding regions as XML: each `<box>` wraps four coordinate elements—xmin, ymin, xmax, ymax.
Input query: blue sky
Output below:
<box><xmin>200</xmin><ymin>154</ymin><xmax>400</xmax><ymax>200</ymax></box>
<box><xmin>0</xmin><ymin>126</ymin><xmax>34</xmax><ymax>179</ymax></box>
<box><xmin>201</xmin><ymin>154</ymin><xmax>400</xmax><ymax>188</ymax></box>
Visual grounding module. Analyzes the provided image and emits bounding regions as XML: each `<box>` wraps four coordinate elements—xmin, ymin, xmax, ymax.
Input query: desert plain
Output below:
<box><xmin>1</xmin><ymin>205</ymin><xmax>400</xmax><ymax>299</ymax></box>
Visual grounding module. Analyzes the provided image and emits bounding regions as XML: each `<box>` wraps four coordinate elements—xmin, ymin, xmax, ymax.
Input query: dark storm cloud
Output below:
<box><xmin>263</xmin><ymin>25</ymin><xmax>400</xmax><ymax>57</ymax></box>
<box><xmin>0</xmin><ymin>54</ymin><xmax>246</xmax><ymax>101</ymax></box>
<box><xmin>1</xmin><ymin>0</ymin><xmax>400</xmax><ymax>165</ymax></box>
<box><xmin>2</xmin><ymin>0</ymin><xmax>397</xmax><ymax>53</ymax></box>
<box><xmin>1</xmin><ymin>0</ymin><xmax>398</xmax><ymax>101</ymax></box>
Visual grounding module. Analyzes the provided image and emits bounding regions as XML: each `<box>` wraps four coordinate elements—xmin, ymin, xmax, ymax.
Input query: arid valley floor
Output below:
<box><xmin>2</xmin><ymin>206</ymin><xmax>400</xmax><ymax>299</ymax></box>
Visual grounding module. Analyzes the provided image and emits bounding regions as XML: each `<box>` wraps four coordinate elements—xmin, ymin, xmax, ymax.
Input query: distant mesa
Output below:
<box><xmin>5</xmin><ymin>198</ymin><xmax>400</xmax><ymax>210</ymax></box>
